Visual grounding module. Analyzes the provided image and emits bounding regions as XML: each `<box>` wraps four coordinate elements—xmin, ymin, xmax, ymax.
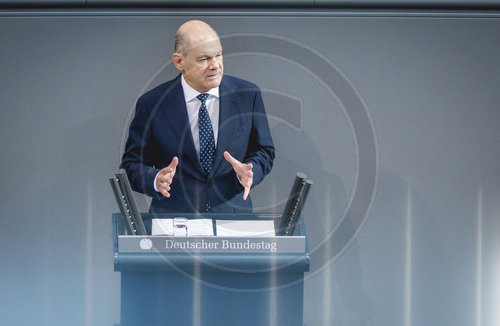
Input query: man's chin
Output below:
<box><xmin>205</xmin><ymin>78</ymin><xmax>222</xmax><ymax>89</ymax></box>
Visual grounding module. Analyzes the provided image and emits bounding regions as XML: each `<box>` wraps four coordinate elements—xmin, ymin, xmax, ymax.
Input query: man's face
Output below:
<box><xmin>177</xmin><ymin>37</ymin><xmax>224</xmax><ymax>93</ymax></box>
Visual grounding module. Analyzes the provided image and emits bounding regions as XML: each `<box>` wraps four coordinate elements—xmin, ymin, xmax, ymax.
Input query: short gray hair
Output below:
<box><xmin>174</xmin><ymin>29</ymin><xmax>190</xmax><ymax>54</ymax></box>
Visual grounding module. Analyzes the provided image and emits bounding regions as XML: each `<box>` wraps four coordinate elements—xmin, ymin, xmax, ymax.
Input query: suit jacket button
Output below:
<box><xmin>206</xmin><ymin>178</ymin><xmax>213</xmax><ymax>187</ymax></box>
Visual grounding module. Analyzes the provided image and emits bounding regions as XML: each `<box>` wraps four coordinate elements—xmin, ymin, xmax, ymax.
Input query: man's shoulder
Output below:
<box><xmin>138</xmin><ymin>74</ymin><xmax>181</xmax><ymax>103</ymax></box>
<box><xmin>221</xmin><ymin>75</ymin><xmax>260</xmax><ymax>91</ymax></box>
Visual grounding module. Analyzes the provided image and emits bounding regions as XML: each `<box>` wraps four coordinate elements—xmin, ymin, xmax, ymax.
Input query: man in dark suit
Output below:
<box><xmin>121</xmin><ymin>20</ymin><xmax>275</xmax><ymax>213</ymax></box>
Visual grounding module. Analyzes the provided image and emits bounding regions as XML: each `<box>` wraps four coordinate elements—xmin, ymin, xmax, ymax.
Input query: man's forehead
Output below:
<box><xmin>187</xmin><ymin>37</ymin><xmax>222</xmax><ymax>54</ymax></box>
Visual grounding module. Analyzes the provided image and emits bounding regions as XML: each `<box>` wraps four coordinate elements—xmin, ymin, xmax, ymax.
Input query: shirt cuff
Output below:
<box><xmin>153</xmin><ymin>171</ymin><xmax>160</xmax><ymax>192</ymax></box>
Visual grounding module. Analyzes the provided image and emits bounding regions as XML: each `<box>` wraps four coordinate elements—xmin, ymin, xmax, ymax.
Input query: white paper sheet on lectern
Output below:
<box><xmin>215</xmin><ymin>220</ymin><xmax>275</xmax><ymax>237</ymax></box>
<box><xmin>151</xmin><ymin>218</ymin><xmax>214</xmax><ymax>236</ymax></box>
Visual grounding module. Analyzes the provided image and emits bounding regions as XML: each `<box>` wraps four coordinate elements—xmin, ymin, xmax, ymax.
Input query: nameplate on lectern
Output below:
<box><xmin>118</xmin><ymin>236</ymin><xmax>305</xmax><ymax>254</ymax></box>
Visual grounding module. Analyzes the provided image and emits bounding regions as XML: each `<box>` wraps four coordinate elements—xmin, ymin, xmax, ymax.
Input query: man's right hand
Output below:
<box><xmin>155</xmin><ymin>157</ymin><xmax>178</xmax><ymax>198</ymax></box>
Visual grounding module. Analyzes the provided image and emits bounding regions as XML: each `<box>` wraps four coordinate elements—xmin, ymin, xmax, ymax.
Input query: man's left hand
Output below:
<box><xmin>224</xmin><ymin>151</ymin><xmax>253</xmax><ymax>200</ymax></box>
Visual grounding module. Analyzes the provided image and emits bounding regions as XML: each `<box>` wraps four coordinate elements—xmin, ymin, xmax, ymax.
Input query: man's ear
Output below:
<box><xmin>172</xmin><ymin>53</ymin><xmax>183</xmax><ymax>71</ymax></box>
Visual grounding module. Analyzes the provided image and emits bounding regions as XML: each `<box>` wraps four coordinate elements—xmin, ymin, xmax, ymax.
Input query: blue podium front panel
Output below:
<box><xmin>121</xmin><ymin>270</ymin><xmax>304</xmax><ymax>326</ymax></box>
<box><xmin>113</xmin><ymin>214</ymin><xmax>309</xmax><ymax>326</ymax></box>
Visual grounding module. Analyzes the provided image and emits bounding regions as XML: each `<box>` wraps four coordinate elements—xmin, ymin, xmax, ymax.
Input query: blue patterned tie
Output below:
<box><xmin>197</xmin><ymin>93</ymin><xmax>215</xmax><ymax>176</ymax></box>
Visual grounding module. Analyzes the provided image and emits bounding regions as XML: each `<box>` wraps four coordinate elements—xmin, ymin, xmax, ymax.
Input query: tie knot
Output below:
<box><xmin>196</xmin><ymin>93</ymin><xmax>209</xmax><ymax>103</ymax></box>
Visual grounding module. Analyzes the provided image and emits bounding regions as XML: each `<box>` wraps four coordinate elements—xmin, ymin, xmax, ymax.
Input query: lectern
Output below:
<box><xmin>112</xmin><ymin>213</ymin><xmax>310</xmax><ymax>326</ymax></box>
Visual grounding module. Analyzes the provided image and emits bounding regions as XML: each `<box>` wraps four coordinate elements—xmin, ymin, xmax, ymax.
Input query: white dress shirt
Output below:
<box><xmin>154</xmin><ymin>75</ymin><xmax>220</xmax><ymax>191</ymax></box>
<box><xmin>181</xmin><ymin>75</ymin><xmax>220</xmax><ymax>153</ymax></box>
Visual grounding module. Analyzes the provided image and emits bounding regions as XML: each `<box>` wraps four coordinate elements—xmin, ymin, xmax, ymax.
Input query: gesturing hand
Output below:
<box><xmin>156</xmin><ymin>157</ymin><xmax>178</xmax><ymax>198</ymax></box>
<box><xmin>224</xmin><ymin>151</ymin><xmax>253</xmax><ymax>200</ymax></box>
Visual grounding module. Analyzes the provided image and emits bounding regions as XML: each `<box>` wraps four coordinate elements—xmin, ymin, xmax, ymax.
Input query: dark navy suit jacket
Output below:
<box><xmin>121</xmin><ymin>74</ymin><xmax>275</xmax><ymax>213</ymax></box>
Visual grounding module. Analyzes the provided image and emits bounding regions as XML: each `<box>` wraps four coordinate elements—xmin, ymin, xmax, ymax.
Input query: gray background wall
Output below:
<box><xmin>1</xmin><ymin>8</ymin><xmax>499</xmax><ymax>326</ymax></box>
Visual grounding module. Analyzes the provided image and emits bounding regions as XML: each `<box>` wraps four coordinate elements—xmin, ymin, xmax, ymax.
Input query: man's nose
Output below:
<box><xmin>207</xmin><ymin>58</ymin><xmax>219</xmax><ymax>69</ymax></box>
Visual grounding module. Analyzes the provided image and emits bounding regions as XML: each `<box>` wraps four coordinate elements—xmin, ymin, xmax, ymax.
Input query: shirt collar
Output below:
<box><xmin>181</xmin><ymin>74</ymin><xmax>219</xmax><ymax>103</ymax></box>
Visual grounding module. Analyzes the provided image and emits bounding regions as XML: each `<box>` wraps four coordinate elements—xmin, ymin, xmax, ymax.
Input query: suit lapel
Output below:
<box><xmin>161</xmin><ymin>75</ymin><xmax>200</xmax><ymax>170</ymax></box>
<box><xmin>212</xmin><ymin>79</ymin><xmax>241</xmax><ymax>176</ymax></box>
